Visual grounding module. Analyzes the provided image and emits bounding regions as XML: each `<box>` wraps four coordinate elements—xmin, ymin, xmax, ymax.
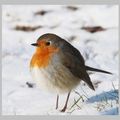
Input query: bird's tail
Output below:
<box><xmin>85</xmin><ymin>66</ymin><xmax>112</xmax><ymax>74</ymax></box>
<box><xmin>83</xmin><ymin>73</ymin><xmax>95</xmax><ymax>91</ymax></box>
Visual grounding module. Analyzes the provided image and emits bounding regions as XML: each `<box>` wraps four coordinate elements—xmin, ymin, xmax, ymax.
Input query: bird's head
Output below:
<box><xmin>30</xmin><ymin>33</ymin><xmax>64</xmax><ymax>68</ymax></box>
<box><xmin>31</xmin><ymin>33</ymin><xmax>64</xmax><ymax>54</ymax></box>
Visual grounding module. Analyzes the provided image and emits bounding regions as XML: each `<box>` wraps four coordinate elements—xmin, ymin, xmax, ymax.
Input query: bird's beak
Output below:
<box><xmin>31</xmin><ymin>43</ymin><xmax>38</xmax><ymax>47</ymax></box>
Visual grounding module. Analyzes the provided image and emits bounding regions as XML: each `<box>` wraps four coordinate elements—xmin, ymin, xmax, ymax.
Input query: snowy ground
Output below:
<box><xmin>2</xmin><ymin>5</ymin><xmax>119</xmax><ymax>115</ymax></box>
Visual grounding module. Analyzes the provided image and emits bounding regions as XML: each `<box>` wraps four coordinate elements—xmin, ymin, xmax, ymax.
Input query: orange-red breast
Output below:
<box><xmin>30</xmin><ymin>33</ymin><xmax>112</xmax><ymax>112</ymax></box>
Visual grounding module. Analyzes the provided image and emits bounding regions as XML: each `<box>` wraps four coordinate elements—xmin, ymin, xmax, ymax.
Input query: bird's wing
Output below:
<box><xmin>60</xmin><ymin>49</ymin><xmax>87</xmax><ymax>79</ymax></box>
<box><xmin>59</xmin><ymin>41</ymin><xmax>95</xmax><ymax>90</ymax></box>
<box><xmin>59</xmin><ymin>40</ymin><xmax>85</xmax><ymax>63</ymax></box>
<box><xmin>59</xmin><ymin>40</ymin><xmax>86</xmax><ymax>78</ymax></box>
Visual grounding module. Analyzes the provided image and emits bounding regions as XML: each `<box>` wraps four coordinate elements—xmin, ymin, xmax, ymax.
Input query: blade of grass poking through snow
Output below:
<box><xmin>75</xmin><ymin>90</ymin><xmax>88</xmax><ymax>100</ymax></box>
<box><xmin>74</xmin><ymin>91</ymin><xmax>86</xmax><ymax>102</ymax></box>
<box><xmin>74</xmin><ymin>99</ymin><xmax>82</xmax><ymax>109</ymax></box>
<box><xmin>81</xmin><ymin>86</ymin><xmax>89</xmax><ymax>98</ymax></box>
<box><xmin>70</xmin><ymin>97</ymin><xmax>81</xmax><ymax>110</ymax></box>
<box><xmin>112</xmin><ymin>82</ymin><xmax>116</xmax><ymax>90</ymax></box>
<box><xmin>111</xmin><ymin>82</ymin><xmax>119</xmax><ymax>103</ymax></box>
<box><xmin>74</xmin><ymin>90</ymin><xmax>80</xmax><ymax>96</ymax></box>
<box><xmin>83</xmin><ymin>94</ymin><xmax>89</xmax><ymax>100</ymax></box>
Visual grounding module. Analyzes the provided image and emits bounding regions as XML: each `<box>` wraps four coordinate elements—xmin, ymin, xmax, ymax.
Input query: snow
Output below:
<box><xmin>2</xmin><ymin>5</ymin><xmax>119</xmax><ymax>115</ymax></box>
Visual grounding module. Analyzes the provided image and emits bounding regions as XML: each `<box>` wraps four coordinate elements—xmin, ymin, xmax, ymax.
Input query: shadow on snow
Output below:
<box><xmin>86</xmin><ymin>90</ymin><xmax>118</xmax><ymax>103</ymax></box>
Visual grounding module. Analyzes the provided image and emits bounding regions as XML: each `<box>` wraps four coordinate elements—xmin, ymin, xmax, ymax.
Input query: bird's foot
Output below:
<box><xmin>60</xmin><ymin>106</ymin><xmax>67</xmax><ymax>112</ymax></box>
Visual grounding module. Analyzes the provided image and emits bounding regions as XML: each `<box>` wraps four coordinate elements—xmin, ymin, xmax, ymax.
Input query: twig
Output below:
<box><xmin>70</xmin><ymin>97</ymin><xmax>81</xmax><ymax>110</ymax></box>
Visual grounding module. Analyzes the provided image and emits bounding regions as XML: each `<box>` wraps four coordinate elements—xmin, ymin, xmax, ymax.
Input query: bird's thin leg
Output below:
<box><xmin>61</xmin><ymin>91</ymin><xmax>71</xmax><ymax>112</ymax></box>
<box><xmin>56</xmin><ymin>94</ymin><xmax>59</xmax><ymax>109</ymax></box>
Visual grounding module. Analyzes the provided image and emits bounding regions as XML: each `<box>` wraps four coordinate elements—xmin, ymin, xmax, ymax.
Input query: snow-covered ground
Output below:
<box><xmin>2</xmin><ymin>5</ymin><xmax>119</xmax><ymax>115</ymax></box>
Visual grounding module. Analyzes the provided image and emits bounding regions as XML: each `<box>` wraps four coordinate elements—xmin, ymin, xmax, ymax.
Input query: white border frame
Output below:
<box><xmin>0</xmin><ymin>0</ymin><xmax>119</xmax><ymax>120</ymax></box>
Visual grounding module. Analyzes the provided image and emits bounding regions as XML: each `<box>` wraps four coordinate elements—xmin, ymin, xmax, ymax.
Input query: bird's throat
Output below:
<box><xmin>30</xmin><ymin>46</ymin><xmax>59</xmax><ymax>68</ymax></box>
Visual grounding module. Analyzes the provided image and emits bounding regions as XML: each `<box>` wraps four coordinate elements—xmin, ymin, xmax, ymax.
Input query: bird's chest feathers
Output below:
<box><xmin>30</xmin><ymin>47</ymin><xmax>58</xmax><ymax>68</ymax></box>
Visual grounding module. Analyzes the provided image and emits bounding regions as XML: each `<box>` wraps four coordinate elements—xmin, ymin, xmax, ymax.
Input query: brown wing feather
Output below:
<box><xmin>59</xmin><ymin>40</ymin><xmax>95</xmax><ymax>90</ymax></box>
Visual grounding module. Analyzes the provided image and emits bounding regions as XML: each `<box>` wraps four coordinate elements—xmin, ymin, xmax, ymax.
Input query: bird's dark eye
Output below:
<box><xmin>45</xmin><ymin>41</ymin><xmax>51</xmax><ymax>46</ymax></box>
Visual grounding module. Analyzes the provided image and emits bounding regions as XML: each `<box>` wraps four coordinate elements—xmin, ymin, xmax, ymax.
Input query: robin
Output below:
<box><xmin>30</xmin><ymin>33</ymin><xmax>112</xmax><ymax>112</ymax></box>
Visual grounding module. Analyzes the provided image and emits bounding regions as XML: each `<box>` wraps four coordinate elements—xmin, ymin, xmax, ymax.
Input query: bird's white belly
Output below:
<box><xmin>30</xmin><ymin>67</ymin><xmax>55</xmax><ymax>92</ymax></box>
<box><xmin>30</xmin><ymin>65</ymin><xmax>80</xmax><ymax>94</ymax></box>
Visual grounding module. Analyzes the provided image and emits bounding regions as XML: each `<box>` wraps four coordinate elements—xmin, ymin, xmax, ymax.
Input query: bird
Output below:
<box><xmin>30</xmin><ymin>33</ymin><xmax>112</xmax><ymax>112</ymax></box>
